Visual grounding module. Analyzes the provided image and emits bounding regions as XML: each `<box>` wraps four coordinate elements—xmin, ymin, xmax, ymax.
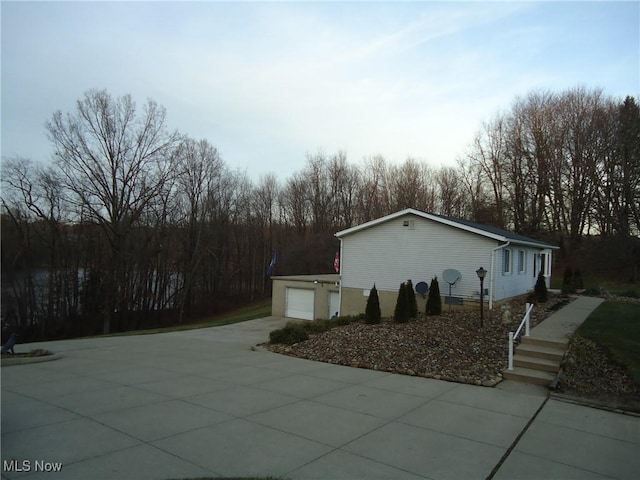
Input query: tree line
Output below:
<box><xmin>1</xmin><ymin>86</ymin><xmax>638</xmax><ymax>341</ymax></box>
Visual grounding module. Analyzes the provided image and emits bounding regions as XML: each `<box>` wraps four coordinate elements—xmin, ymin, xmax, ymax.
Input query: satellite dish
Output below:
<box><xmin>415</xmin><ymin>281</ymin><xmax>429</xmax><ymax>298</ymax></box>
<box><xmin>443</xmin><ymin>269</ymin><xmax>462</xmax><ymax>286</ymax></box>
<box><xmin>442</xmin><ymin>269</ymin><xmax>462</xmax><ymax>311</ymax></box>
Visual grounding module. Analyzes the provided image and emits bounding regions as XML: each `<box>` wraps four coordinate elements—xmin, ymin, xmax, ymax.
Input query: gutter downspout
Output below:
<box><xmin>490</xmin><ymin>241</ymin><xmax>510</xmax><ymax>310</ymax></box>
<box><xmin>337</xmin><ymin>238</ymin><xmax>343</xmax><ymax>317</ymax></box>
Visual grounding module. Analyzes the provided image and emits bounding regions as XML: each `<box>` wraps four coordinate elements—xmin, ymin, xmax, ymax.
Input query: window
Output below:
<box><xmin>518</xmin><ymin>250</ymin><xmax>526</xmax><ymax>274</ymax></box>
<box><xmin>534</xmin><ymin>253</ymin><xmax>547</xmax><ymax>276</ymax></box>
<box><xmin>503</xmin><ymin>249</ymin><xmax>512</xmax><ymax>274</ymax></box>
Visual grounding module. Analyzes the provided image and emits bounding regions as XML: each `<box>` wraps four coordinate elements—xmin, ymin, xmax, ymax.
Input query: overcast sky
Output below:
<box><xmin>2</xmin><ymin>1</ymin><xmax>638</xmax><ymax>180</ymax></box>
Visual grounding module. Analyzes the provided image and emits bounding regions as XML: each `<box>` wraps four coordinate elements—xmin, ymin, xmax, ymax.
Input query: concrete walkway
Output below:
<box><xmin>2</xmin><ymin>303</ymin><xmax>638</xmax><ymax>480</ymax></box>
<box><xmin>495</xmin><ymin>295</ymin><xmax>639</xmax><ymax>479</ymax></box>
<box><xmin>528</xmin><ymin>295</ymin><xmax>606</xmax><ymax>345</ymax></box>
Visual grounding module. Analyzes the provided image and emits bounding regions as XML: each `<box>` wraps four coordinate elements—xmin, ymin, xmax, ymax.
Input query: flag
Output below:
<box><xmin>333</xmin><ymin>251</ymin><xmax>340</xmax><ymax>273</ymax></box>
<box><xmin>266</xmin><ymin>251</ymin><xmax>277</xmax><ymax>277</ymax></box>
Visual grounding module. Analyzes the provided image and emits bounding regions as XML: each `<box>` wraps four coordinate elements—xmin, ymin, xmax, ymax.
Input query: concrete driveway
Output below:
<box><xmin>1</xmin><ymin>317</ymin><xmax>638</xmax><ymax>480</ymax></box>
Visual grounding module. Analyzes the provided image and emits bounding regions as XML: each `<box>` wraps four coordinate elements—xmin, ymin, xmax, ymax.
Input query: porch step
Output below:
<box><xmin>513</xmin><ymin>354</ymin><xmax>560</xmax><ymax>373</ymax></box>
<box><xmin>515</xmin><ymin>343</ymin><xmax>566</xmax><ymax>362</ymax></box>
<box><xmin>502</xmin><ymin>367</ymin><xmax>556</xmax><ymax>386</ymax></box>
<box><xmin>521</xmin><ymin>336</ymin><xmax>569</xmax><ymax>350</ymax></box>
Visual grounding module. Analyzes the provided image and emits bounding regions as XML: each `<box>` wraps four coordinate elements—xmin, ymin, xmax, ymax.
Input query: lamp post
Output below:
<box><xmin>476</xmin><ymin>267</ymin><xmax>487</xmax><ymax>328</ymax></box>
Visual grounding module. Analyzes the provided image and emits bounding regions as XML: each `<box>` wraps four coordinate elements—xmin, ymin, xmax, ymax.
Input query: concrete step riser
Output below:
<box><xmin>521</xmin><ymin>337</ymin><xmax>568</xmax><ymax>351</ymax></box>
<box><xmin>514</xmin><ymin>358</ymin><xmax>560</xmax><ymax>373</ymax></box>
<box><xmin>502</xmin><ymin>370</ymin><xmax>554</xmax><ymax>386</ymax></box>
<box><xmin>515</xmin><ymin>346</ymin><xmax>565</xmax><ymax>362</ymax></box>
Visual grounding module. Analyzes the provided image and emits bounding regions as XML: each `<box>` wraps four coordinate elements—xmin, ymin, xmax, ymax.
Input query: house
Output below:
<box><xmin>272</xmin><ymin>208</ymin><xmax>558</xmax><ymax>320</ymax></box>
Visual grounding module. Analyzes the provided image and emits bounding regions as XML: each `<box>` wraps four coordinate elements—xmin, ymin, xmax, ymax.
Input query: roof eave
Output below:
<box><xmin>335</xmin><ymin>208</ymin><xmax>560</xmax><ymax>250</ymax></box>
<box><xmin>509</xmin><ymin>240</ymin><xmax>560</xmax><ymax>250</ymax></box>
<box><xmin>335</xmin><ymin>208</ymin><xmax>419</xmax><ymax>238</ymax></box>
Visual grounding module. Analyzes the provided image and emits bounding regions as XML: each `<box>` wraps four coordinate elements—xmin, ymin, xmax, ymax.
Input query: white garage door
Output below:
<box><xmin>285</xmin><ymin>288</ymin><xmax>314</xmax><ymax>320</ymax></box>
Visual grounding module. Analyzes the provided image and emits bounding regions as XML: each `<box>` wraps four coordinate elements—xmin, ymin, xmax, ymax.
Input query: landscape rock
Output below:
<box><xmin>266</xmin><ymin>295</ymin><xmax>570</xmax><ymax>387</ymax></box>
<box><xmin>560</xmin><ymin>334</ymin><xmax>640</xmax><ymax>412</ymax></box>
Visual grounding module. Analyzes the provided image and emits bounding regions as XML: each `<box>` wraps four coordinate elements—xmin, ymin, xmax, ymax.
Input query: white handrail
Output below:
<box><xmin>508</xmin><ymin>303</ymin><xmax>533</xmax><ymax>370</ymax></box>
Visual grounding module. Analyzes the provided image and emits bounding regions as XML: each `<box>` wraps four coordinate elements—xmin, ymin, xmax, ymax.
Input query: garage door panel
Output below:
<box><xmin>286</xmin><ymin>288</ymin><xmax>314</xmax><ymax>320</ymax></box>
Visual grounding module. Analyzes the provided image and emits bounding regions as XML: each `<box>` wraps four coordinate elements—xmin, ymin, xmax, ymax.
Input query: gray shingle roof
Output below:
<box><xmin>432</xmin><ymin>213</ymin><xmax>558</xmax><ymax>249</ymax></box>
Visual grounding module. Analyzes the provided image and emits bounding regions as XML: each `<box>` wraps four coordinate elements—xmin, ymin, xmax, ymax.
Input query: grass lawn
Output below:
<box><xmin>577</xmin><ymin>301</ymin><xmax>640</xmax><ymax>383</ymax></box>
<box><xmin>578</xmin><ymin>275</ymin><xmax>639</xmax><ymax>296</ymax></box>
<box><xmin>100</xmin><ymin>299</ymin><xmax>272</xmax><ymax>337</ymax></box>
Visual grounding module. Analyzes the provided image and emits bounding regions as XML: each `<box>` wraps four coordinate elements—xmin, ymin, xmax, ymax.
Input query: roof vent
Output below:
<box><xmin>403</xmin><ymin>220</ymin><xmax>416</xmax><ymax>229</ymax></box>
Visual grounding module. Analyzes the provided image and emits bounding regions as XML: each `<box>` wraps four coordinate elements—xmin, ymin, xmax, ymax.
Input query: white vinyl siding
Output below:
<box><xmin>340</xmin><ymin>214</ymin><xmax>493</xmax><ymax>301</ymax></box>
<box><xmin>338</xmin><ymin>210</ymin><xmax>555</xmax><ymax>305</ymax></box>
<box><xmin>493</xmin><ymin>246</ymin><xmax>542</xmax><ymax>300</ymax></box>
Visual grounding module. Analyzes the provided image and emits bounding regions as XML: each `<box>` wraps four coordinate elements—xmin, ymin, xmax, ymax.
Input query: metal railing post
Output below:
<box><xmin>525</xmin><ymin>303</ymin><xmax>531</xmax><ymax>337</ymax></box>
<box><xmin>508</xmin><ymin>331</ymin><xmax>514</xmax><ymax>370</ymax></box>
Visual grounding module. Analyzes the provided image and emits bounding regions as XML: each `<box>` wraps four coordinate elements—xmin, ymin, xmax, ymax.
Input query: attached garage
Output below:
<box><xmin>285</xmin><ymin>288</ymin><xmax>315</xmax><ymax>320</ymax></box>
<box><xmin>271</xmin><ymin>274</ymin><xmax>340</xmax><ymax>321</ymax></box>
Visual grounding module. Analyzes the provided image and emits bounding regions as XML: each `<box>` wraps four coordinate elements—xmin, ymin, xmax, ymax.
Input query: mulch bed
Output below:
<box><xmin>267</xmin><ymin>296</ymin><xmax>562</xmax><ymax>387</ymax></box>
<box><xmin>559</xmin><ymin>334</ymin><xmax>640</xmax><ymax>412</ymax></box>
<box><xmin>1</xmin><ymin>349</ymin><xmax>53</xmax><ymax>359</ymax></box>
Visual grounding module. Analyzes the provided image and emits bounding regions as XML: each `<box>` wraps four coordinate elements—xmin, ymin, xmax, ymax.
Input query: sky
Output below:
<box><xmin>1</xmin><ymin>1</ymin><xmax>639</xmax><ymax>181</ymax></box>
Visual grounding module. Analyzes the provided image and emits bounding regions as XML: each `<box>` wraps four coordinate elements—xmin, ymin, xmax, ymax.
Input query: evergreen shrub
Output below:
<box><xmin>365</xmin><ymin>284</ymin><xmax>381</xmax><ymax>324</ymax></box>
<box><xmin>562</xmin><ymin>267</ymin><xmax>576</xmax><ymax>294</ymax></box>
<box><xmin>426</xmin><ymin>276</ymin><xmax>442</xmax><ymax>315</ymax></box>
<box><xmin>405</xmin><ymin>279</ymin><xmax>418</xmax><ymax>318</ymax></box>
<box><xmin>394</xmin><ymin>282</ymin><xmax>410</xmax><ymax>323</ymax></box>
<box><xmin>534</xmin><ymin>271</ymin><xmax>549</xmax><ymax>303</ymax></box>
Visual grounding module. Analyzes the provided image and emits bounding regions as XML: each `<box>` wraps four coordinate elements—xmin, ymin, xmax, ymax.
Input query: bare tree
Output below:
<box><xmin>389</xmin><ymin>158</ymin><xmax>436</xmax><ymax>213</ymax></box>
<box><xmin>46</xmin><ymin>89</ymin><xmax>182</xmax><ymax>333</ymax></box>
<box><xmin>1</xmin><ymin>157</ymin><xmax>79</xmax><ymax>337</ymax></box>
<box><xmin>359</xmin><ymin>155</ymin><xmax>392</xmax><ymax>221</ymax></box>
<box><xmin>467</xmin><ymin>115</ymin><xmax>509</xmax><ymax>228</ymax></box>
<box><xmin>174</xmin><ymin>137</ymin><xmax>222</xmax><ymax>321</ymax></box>
<box><xmin>252</xmin><ymin>173</ymin><xmax>280</xmax><ymax>294</ymax></box>
<box><xmin>280</xmin><ymin>172</ymin><xmax>310</xmax><ymax>234</ymax></box>
<box><xmin>327</xmin><ymin>151</ymin><xmax>360</xmax><ymax>230</ymax></box>
<box><xmin>435</xmin><ymin>166</ymin><xmax>466</xmax><ymax>218</ymax></box>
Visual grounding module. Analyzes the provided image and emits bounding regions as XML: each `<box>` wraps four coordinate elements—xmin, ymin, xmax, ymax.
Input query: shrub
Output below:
<box><xmin>562</xmin><ymin>267</ymin><xmax>576</xmax><ymax>294</ymax></box>
<box><xmin>331</xmin><ymin>314</ymin><xmax>362</xmax><ymax>326</ymax></box>
<box><xmin>26</xmin><ymin>349</ymin><xmax>52</xmax><ymax>357</ymax></box>
<box><xmin>426</xmin><ymin>276</ymin><xmax>442</xmax><ymax>315</ymax></box>
<box><xmin>394</xmin><ymin>282</ymin><xmax>410</xmax><ymax>323</ymax></box>
<box><xmin>574</xmin><ymin>269</ymin><xmax>584</xmax><ymax>289</ymax></box>
<box><xmin>405</xmin><ymin>279</ymin><xmax>418</xmax><ymax>318</ymax></box>
<box><xmin>332</xmin><ymin>316</ymin><xmax>351</xmax><ymax>326</ymax></box>
<box><xmin>269</xmin><ymin>323</ymin><xmax>309</xmax><ymax>345</ymax></box>
<box><xmin>562</xmin><ymin>267</ymin><xmax>584</xmax><ymax>294</ymax></box>
<box><xmin>620</xmin><ymin>290</ymin><xmax>639</xmax><ymax>299</ymax></box>
<box><xmin>534</xmin><ymin>271</ymin><xmax>548</xmax><ymax>303</ymax></box>
<box><xmin>584</xmin><ymin>285</ymin><xmax>604</xmax><ymax>296</ymax></box>
<box><xmin>365</xmin><ymin>284</ymin><xmax>381</xmax><ymax>324</ymax></box>
<box><xmin>304</xmin><ymin>319</ymin><xmax>333</xmax><ymax>334</ymax></box>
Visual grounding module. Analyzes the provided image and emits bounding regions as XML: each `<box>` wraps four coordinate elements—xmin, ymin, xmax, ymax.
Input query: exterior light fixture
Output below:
<box><xmin>476</xmin><ymin>267</ymin><xmax>487</xmax><ymax>327</ymax></box>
